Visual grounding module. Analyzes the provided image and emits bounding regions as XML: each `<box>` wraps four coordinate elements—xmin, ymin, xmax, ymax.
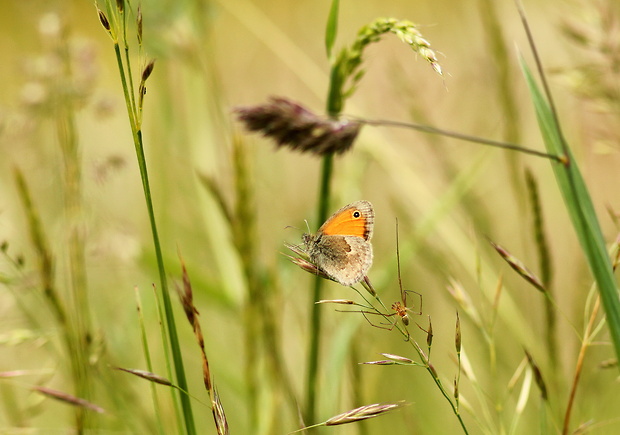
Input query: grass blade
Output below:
<box><xmin>520</xmin><ymin>58</ymin><xmax>620</xmax><ymax>364</ymax></box>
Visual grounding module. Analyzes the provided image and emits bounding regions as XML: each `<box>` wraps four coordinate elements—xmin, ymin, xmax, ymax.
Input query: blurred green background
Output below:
<box><xmin>1</xmin><ymin>0</ymin><xmax>619</xmax><ymax>433</ymax></box>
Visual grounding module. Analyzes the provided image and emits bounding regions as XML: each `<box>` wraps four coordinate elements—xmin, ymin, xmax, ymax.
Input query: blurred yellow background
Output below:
<box><xmin>1</xmin><ymin>0</ymin><xmax>619</xmax><ymax>433</ymax></box>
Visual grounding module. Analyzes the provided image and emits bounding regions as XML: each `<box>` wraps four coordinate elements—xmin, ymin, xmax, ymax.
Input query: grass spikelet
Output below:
<box><xmin>381</xmin><ymin>353</ymin><xmax>415</xmax><ymax>363</ymax></box>
<box><xmin>177</xmin><ymin>252</ymin><xmax>230</xmax><ymax>434</ymax></box>
<box><xmin>97</xmin><ymin>8</ymin><xmax>111</xmax><ymax>34</ymax></box>
<box><xmin>524</xmin><ymin>349</ymin><xmax>548</xmax><ymax>401</ymax></box>
<box><xmin>489</xmin><ymin>240</ymin><xmax>545</xmax><ymax>292</ymax></box>
<box><xmin>289</xmin><ymin>402</ymin><xmax>406</xmax><ymax>432</ymax></box>
<box><xmin>141</xmin><ymin>59</ymin><xmax>155</xmax><ymax>82</ymax></box>
<box><xmin>325</xmin><ymin>402</ymin><xmax>406</xmax><ymax>425</ymax></box>
<box><xmin>315</xmin><ymin>299</ymin><xmax>357</xmax><ymax>305</ymax></box>
<box><xmin>34</xmin><ymin>386</ymin><xmax>105</xmax><ymax>414</ymax></box>
<box><xmin>177</xmin><ymin>254</ymin><xmax>212</xmax><ymax>392</ymax></box>
<box><xmin>113</xmin><ymin>367</ymin><xmax>174</xmax><ymax>387</ymax></box>
<box><xmin>362</xmin><ymin>353</ymin><xmax>416</xmax><ymax>366</ymax></box>
<box><xmin>426</xmin><ymin>316</ymin><xmax>433</xmax><ymax>349</ymax></box>
<box><xmin>455</xmin><ymin>311</ymin><xmax>462</xmax><ymax>354</ymax></box>
<box><xmin>211</xmin><ymin>386</ymin><xmax>229</xmax><ymax>435</ymax></box>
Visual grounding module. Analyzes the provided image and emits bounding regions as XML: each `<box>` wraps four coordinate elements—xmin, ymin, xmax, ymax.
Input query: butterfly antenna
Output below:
<box><xmin>304</xmin><ymin>219</ymin><xmax>311</xmax><ymax>233</ymax></box>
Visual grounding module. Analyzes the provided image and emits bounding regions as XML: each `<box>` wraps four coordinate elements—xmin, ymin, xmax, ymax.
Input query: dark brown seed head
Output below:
<box><xmin>234</xmin><ymin>97</ymin><xmax>361</xmax><ymax>156</ymax></box>
<box><xmin>98</xmin><ymin>9</ymin><xmax>111</xmax><ymax>32</ymax></box>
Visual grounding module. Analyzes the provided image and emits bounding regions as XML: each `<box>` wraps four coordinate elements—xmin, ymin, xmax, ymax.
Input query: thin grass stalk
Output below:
<box><xmin>119</xmin><ymin>6</ymin><xmax>138</xmax><ymax>123</ymax></box>
<box><xmin>151</xmin><ymin>283</ymin><xmax>184</xmax><ymax>434</ymax></box>
<box><xmin>518</xmin><ymin>8</ymin><xmax>620</xmax><ymax>364</ymax></box>
<box><xmin>305</xmin><ymin>153</ymin><xmax>334</xmax><ymax>424</ymax></box>
<box><xmin>305</xmin><ymin>2</ymin><xmax>340</xmax><ymax>422</ymax></box>
<box><xmin>100</xmin><ymin>3</ymin><xmax>197</xmax><ymax>432</ymax></box>
<box><xmin>360</xmin><ymin>118</ymin><xmax>561</xmax><ymax>162</ymax></box>
<box><xmin>410</xmin><ymin>339</ymin><xmax>469</xmax><ymax>434</ymax></box>
<box><xmin>134</xmin><ymin>287</ymin><xmax>166</xmax><ymax>435</ymax></box>
<box><xmin>112</xmin><ymin>41</ymin><xmax>194</xmax><ymax>432</ymax></box>
<box><xmin>562</xmin><ymin>296</ymin><xmax>601</xmax><ymax>435</ymax></box>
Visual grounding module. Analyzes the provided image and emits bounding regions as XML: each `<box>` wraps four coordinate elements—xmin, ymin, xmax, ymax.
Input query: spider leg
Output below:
<box><xmin>403</xmin><ymin>289</ymin><xmax>423</xmax><ymax>316</ymax></box>
<box><xmin>360</xmin><ymin>311</ymin><xmax>398</xmax><ymax>331</ymax></box>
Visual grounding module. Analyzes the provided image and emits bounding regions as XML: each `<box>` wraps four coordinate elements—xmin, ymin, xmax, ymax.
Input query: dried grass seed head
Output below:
<box><xmin>234</xmin><ymin>96</ymin><xmax>361</xmax><ymax>156</ymax></box>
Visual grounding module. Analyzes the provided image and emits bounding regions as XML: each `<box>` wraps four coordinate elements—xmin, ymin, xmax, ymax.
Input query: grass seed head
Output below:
<box><xmin>113</xmin><ymin>367</ymin><xmax>173</xmax><ymax>386</ymax></box>
<box><xmin>141</xmin><ymin>59</ymin><xmax>155</xmax><ymax>83</ymax></box>
<box><xmin>455</xmin><ymin>311</ymin><xmax>461</xmax><ymax>354</ymax></box>
<box><xmin>235</xmin><ymin>97</ymin><xmax>361</xmax><ymax>156</ymax></box>
<box><xmin>490</xmin><ymin>240</ymin><xmax>545</xmax><ymax>292</ymax></box>
<box><xmin>426</xmin><ymin>316</ymin><xmax>433</xmax><ymax>348</ymax></box>
<box><xmin>525</xmin><ymin>350</ymin><xmax>548</xmax><ymax>400</ymax></box>
<box><xmin>325</xmin><ymin>402</ymin><xmax>406</xmax><ymax>426</ymax></box>
<box><xmin>381</xmin><ymin>353</ymin><xmax>414</xmax><ymax>363</ymax></box>
<box><xmin>212</xmin><ymin>386</ymin><xmax>229</xmax><ymax>435</ymax></box>
<box><xmin>97</xmin><ymin>8</ymin><xmax>111</xmax><ymax>34</ymax></box>
<box><xmin>34</xmin><ymin>386</ymin><xmax>105</xmax><ymax>414</ymax></box>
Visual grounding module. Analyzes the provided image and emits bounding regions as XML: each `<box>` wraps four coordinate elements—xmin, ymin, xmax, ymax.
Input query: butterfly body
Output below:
<box><xmin>302</xmin><ymin>200</ymin><xmax>374</xmax><ymax>286</ymax></box>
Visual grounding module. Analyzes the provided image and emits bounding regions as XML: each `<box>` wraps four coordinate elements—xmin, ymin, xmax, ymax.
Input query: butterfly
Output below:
<box><xmin>302</xmin><ymin>200</ymin><xmax>374</xmax><ymax>286</ymax></box>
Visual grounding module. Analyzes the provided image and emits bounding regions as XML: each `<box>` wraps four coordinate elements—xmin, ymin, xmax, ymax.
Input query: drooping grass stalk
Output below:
<box><xmin>98</xmin><ymin>3</ymin><xmax>196</xmax><ymax>433</ymax></box>
<box><xmin>518</xmin><ymin>5</ymin><xmax>620</xmax><ymax>365</ymax></box>
<box><xmin>359</xmin><ymin>118</ymin><xmax>561</xmax><ymax>162</ymax></box>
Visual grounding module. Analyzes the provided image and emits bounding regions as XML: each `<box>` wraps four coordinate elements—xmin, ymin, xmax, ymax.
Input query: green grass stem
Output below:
<box><xmin>100</xmin><ymin>2</ymin><xmax>197</xmax><ymax>432</ymax></box>
<box><xmin>305</xmin><ymin>153</ymin><xmax>334</xmax><ymax>425</ymax></box>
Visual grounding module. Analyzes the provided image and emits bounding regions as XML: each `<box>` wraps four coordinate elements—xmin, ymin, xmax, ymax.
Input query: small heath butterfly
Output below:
<box><xmin>302</xmin><ymin>200</ymin><xmax>374</xmax><ymax>286</ymax></box>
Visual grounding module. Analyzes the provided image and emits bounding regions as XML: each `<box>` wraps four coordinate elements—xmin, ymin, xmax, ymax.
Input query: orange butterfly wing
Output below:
<box><xmin>318</xmin><ymin>200</ymin><xmax>374</xmax><ymax>241</ymax></box>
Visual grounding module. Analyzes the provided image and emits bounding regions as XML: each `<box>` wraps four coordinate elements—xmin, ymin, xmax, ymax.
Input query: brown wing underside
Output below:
<box><xmin>309</xmin><ymin>235</ymin><xmax>373</xmax><ymax>286</ymax></box>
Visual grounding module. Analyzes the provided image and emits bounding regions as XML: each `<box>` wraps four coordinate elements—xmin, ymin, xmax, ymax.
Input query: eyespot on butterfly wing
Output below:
<box><xmin>317</xmin><ymin>200</ymin><xmax>374</xmax><ymax>241</ymax></box>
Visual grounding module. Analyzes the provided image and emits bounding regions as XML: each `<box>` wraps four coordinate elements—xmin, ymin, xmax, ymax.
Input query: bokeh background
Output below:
<box><xmin>1</xmin><ymin>0</ymin><xmax>619</xmax><ymax>433</ymax></box>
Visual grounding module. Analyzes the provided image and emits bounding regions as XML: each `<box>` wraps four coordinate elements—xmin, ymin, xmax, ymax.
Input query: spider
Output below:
<box><xmin>359</xmin><ymin>289</ymin><xmax>422</xmax><ymax>337</ymax></box>
<box><xmin>357</xmin><ymin>219</ymin><xmax>424</xmax><ymax>339</ymax></box>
